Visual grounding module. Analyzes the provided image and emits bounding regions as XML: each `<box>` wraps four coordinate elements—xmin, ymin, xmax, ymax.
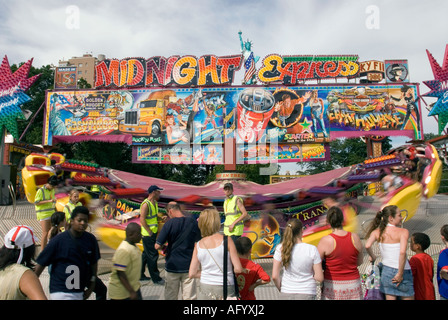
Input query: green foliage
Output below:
<box><xmin>299</xmin><ymin>137</ymin><xmax>393</xmax><ymax>175</ymax></box>
<box><xmin>301</xmin><ymin>138</ymin><xmax>367</xmax><ymax>174</ymax></box>
<box><xmin>77</xmin><ymin>77</ymin><xmax>91</xmax><ymax>89</ymax></box>
<box><xmin>14</xmin><ymin>63</ymin><xmax>54</xmax><ymax>144</ymax></box>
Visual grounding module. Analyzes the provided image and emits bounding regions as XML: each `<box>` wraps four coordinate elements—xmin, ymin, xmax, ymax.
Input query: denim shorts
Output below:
<box><xmin>380</xmin><ymin>265</ymin><xmax>414</xmax><ymax>297</ymax></box>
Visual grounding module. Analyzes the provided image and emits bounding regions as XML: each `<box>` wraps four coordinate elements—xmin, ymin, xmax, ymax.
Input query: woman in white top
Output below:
<box><xmin>189</xmin><ymin>207</ymin><xmax>243</xmax><ymax>300</ymax></box>
<box><xmin>365</xmin><ymin>205</ymin><xmax>414</xmax><ymax>300</ymax></box>
<box><xmin>272</xmin><ymin>218</ymin><xmax>323</xmax><ymax>300</ymax></box>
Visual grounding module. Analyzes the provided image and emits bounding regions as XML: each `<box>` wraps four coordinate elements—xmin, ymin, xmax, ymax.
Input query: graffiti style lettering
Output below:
<box><xmin>95</xmin><ymin>55</ymin><xmax>242</xmax><ymax>88</ymax></box>
<box><xmin>258</xmin><ymin>54</ymin><xmax>359</xmax><ymax>84</ymax></box>
<box><xmin>64</xmin><ymin>119</ymin><xmax>119</xmax><ymax>132</ymax></box>
<box><xmin>328</xmin><ymin>110</ymin><xmax>402</xmax><ymax>131</ymax></box>
<box><xmin>284</xmin><ymin>133</ymin><xmax>315</xmax><ymax>142</ymax></box>
<box><xmin>302</xmin><ymin>145</ymin><xmax>326</xmax><ymax>160</ymax></box>
<box><xmin>277</xmin><ymin>144</ymin><xmax>300</xmax><ymax>160</ymax></box>
<box><xmin>116</xmin><ymin>200</ymin><xmax>135</xmax><ymax>213</ymax></box>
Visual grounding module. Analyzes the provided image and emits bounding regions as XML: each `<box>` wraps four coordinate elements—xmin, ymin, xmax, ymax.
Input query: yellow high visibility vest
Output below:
<box><xmin>34</xmin><ymin>186</ymin><xmax>55</xmax><ymax>220</ymax></box>
<box><xmin>63</xmin><ymin>201</ymin><xmax>82</xmax><ymax>221</ymax></box>
<box><xmin>223</xmin><ymin>195</ymin><xmax>244</xmax><ymax>236</ymax></box>
<box><xmin>140</xmin><ymin>199</ymin><xmax>159</xmax><ymax>236</ymax></box>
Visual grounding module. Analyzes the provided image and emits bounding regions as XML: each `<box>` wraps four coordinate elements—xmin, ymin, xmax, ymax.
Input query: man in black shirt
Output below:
<box><xmin>35</xmin><ymin>206</ymin><xmax>101</xmax><ymax>300</ymax></box>
<box><xmin>155</xmin><ymin>202</ymin><xmax>201</xmax><ymax>300</ymax></box>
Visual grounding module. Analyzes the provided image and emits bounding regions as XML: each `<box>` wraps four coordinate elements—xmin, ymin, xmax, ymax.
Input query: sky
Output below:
<box><xmin>1</xmin><ymin>0</ymin><xmax>447</xmax><ymax>173</ymax></box>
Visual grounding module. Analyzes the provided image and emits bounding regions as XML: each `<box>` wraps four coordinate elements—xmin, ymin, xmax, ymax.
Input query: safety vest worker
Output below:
<box><xmin>64</xmin><ymin>201</ymin><xmax>82</xmax><ymax>221</ymax></box>
<box><xmin>223</xmin><ymin>182</ymin><xmax>248</xmax><ymax>238</ymax></box>
<box><xmin>140</xmin><ymin>185</ymin><xmax>165</xmax><ymax>285</ymax></box>
<box><xmin>140</xmin><ymin>198</ymin><xmax>159</xmax><ymax>236</ymax></box>
<box><xmin>34</xmin><ymin>176</ymin><xmax>58</xmax><ymax>221</ymax></box>
<box><xmin>140</xmin><ymin>185</ymin><xmax>164</xmax><ymax>236</ymax></box>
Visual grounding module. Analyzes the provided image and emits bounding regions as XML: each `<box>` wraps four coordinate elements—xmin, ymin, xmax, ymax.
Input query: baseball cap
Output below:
<box><xmin>4</xmin><ymin>225</ymin><xmax>37</xmax><ymax>264</ymax></box>
<box><xmin>223</xmin><ymin>182</ymin><xmax>233</xmax><ymax>190</ymax></box>
<box><xmin>147</xmin><ymin>185</ymin><xmax>164</xmax><ymax>193</ymax></box>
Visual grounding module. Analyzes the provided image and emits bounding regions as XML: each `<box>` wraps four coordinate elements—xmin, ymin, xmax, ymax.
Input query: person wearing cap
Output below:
<box><xmin>223</xmin><ymin>183</ymin><xmax>249</xmax><ymax>243</ymax></box>
<box><xmin>34</xmin><ymin>175</ymin><xmax>59</xmax><ymax>249</ymax></box>
<box><xmin>140</xmin><ymin>185</ymin><xmax>165</xmax><ymax>285</ymax></box>
<box><xmin>35</xmin><ymin>206</ymin><xmax>101</xmax><ymax>300</ymax></box>
<box><xmin>0</xmin><ymin>225</ymin><xmax>47</xmax><ymax>300</ymax></box>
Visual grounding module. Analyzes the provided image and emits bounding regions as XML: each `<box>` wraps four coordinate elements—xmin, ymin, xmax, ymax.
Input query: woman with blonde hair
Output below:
<box><xmin>272</xmin><ymin>218</ymin><xmax>323</xmax><ymax>300</ymax></box>
<box><xmin>189</xmin><ymin>207</ymin><xmax>243</xmax><ymax>300</ymax></box>
<box><xmin>365</xmin><ymin>205</ymin><xmax>414</xmax><ymax>300</ymax></box>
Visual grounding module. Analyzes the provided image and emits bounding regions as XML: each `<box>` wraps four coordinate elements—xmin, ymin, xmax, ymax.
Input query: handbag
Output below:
<box><xmin>362</xmin><ymin>262</ymin><xmax>384</xmax><ymax>300</ymax></box>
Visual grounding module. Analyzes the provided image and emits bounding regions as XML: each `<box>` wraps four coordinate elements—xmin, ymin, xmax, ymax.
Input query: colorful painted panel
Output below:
<box><xmin>44</xmin><ymin>84</ymin><xmax>423</xmax><ymax>152</ymax></box>
<box><xmin>54</xmin><ymin>67</ymin><xmax>77</xmax><ymax>89</ymax></box>
<box><xmin>327</xmin><ymin>84</ymin><xmax>421</xmax><ymax>139</ymax></box>
<box><xmin>385</xmin><ymin>60</ymin><xmax>409</xmax><ymax>83</ymax></box>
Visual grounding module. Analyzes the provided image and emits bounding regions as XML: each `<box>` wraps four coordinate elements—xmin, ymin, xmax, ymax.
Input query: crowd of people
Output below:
<box><xmin>0</xmin><ymin>177</ymin><xmax>447</xmax><ymax>301</ymax></box>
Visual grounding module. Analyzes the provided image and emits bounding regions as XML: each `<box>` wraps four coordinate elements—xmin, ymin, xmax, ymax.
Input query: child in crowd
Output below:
<box><xmin>48</xmin><ymin>211</ymin><xmax>66</xmax><ymax>241</ymax></box>
<box><xmin>437</xmin><ymin>225</ymin><xmax>448</xmax><ymax>300</ymax></box>
<box><xmin>234</xmin><ymin>237</ymin><xmax>270</xmax><ymax>300</ymax></box>
<box><xmin>63</xmin><ymin>188</ymin><xmax>82</xmax><ymax>228</ymax></box>
<box><xmin>409</xmin><ymin>232</ymin><xmax>435</xmax><ymax>300</ymax></box>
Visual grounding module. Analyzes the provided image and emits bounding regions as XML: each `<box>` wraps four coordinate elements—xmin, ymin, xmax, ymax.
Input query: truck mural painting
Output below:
<box><xmin>44</xmin><ymin>84</ymin><xmax>422</xmax><ymax>164</ymax></box>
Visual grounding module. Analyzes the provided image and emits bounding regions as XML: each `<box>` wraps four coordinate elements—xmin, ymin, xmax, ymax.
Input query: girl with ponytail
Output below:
<box><xmin>272</xmin><ymin>218</ymin><xmax>323</xmax><ymax>300</ymax></box>
<box><xmin>48</xmin><ymin>211</ymin><xmax>66</xmax><ymax>241</ymax></box>
<box><xmin>365</xmin><ymin>205</ymin><xmax>414</xmax><ymax>300</ymax></box>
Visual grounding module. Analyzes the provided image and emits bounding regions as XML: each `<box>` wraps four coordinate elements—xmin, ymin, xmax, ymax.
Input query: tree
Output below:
<box><xmin>77</xmin><ymin>77</ymin><xmax>91</xmax><ymax>89</ymax></box>
<box><xmin>300</xmin><ymin>137</ymin><xmax>393</xmax><ymax>175</ymax></box>
<box><xmin>14</xmin><ymin>64</ymin><xmax>54</xmax><ymax>144</ymax></box>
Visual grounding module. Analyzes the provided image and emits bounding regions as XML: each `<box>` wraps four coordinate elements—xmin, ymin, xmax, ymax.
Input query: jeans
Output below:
<box><xmin>142</xmin><ymin>233</ymin><xmax>162</xmax><ymax>283</ymax></box>
<box><xmin>311</xmin><ymin>109</ymin><xmax>328</xmax><ymax>137</ymax></box>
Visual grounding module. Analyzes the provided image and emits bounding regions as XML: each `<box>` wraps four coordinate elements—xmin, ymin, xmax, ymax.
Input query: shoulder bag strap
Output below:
<box><xmin>223</xmin><ymin>235</ymin><xmax>228</xmax><ymax>300</ymax></box>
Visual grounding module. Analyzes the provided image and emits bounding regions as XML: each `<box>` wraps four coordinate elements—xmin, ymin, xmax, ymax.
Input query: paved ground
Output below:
<box><xmin>1</xmin><ymin>194</ymin><xmax>447</xmax><ymax>300</ymax></box>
